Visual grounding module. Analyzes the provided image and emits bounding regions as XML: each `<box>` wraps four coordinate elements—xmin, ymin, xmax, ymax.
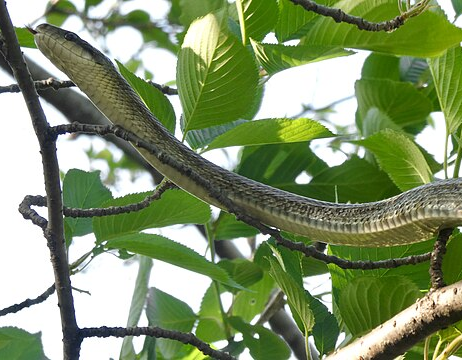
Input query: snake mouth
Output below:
<box><xmin>26</xmin><ymin>26</ymin><xmax>37</xmax><ymax>35</ymax></box>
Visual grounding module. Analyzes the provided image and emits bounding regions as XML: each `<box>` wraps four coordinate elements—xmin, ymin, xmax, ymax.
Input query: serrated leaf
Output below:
<box><xmin>93</xmin><ymin>189</ymin><xmax>211</xmax><ymax>242</ymax></box>
<box><xmin>177</xmin><ymin>9</ymin><xmax>259</xmax><ymax>131</ymax></box>
<box><xmin>206</xmin><ymin>118</ymin><xmax>334</xmax><ymax>151</ymax></box>
<box><xmin>301</xmin><ymin>0</ymin><xmax>462</xmax><ymax>57</ymax></box>
<box><xmin>338</xmin><ymin>276</ymin><xmax>421</xmax><ymax>335</ymax></box>
<box><xmin>355</xmin><ymin>78</ymin><xmax>432</xmax><ymax>132</ymax></box>
<box><xmin>107</xmin><ymin>233</ymin><xmax>244</xmax><ymax>289</ymax></box>
<box><xmin>62</xmin><ymin>169</ymin><xmax>112</xmax><ymax>242</ymax></box>
<box><xmin>146</xmin><ymin>288</ymin><xmax>196</xmax><ymax>358</ymax></box>
<box><xmin>0</xmin><ymin>327</ymin><xmax>45</xmax><ymax>360</ymax></box>
<box><xmin>428</xmin><ymin>45</ymin><xmax>462</xmax><ymax>134</ymax></box>
<box><xmin>305</xmin><ymin>292</ymin><xmax>339</xmax><ymax>355</ymax></box>
<box><xmin>251</xmin><ymin>40</ymin><xmax>353</xmax><ymax>75</ymax></box>
<box><xmin>236</xmin><ymin>0</ymin><xmax>279</xmax><ymax>42</ymax></box>
<box><xmin>120</xmin><ymin>256</ymin><xmax>152</xmax><ymax>360</ymax></box>
<box><xmin>268</xmin><ymin>258</ymin><xmax>315</xmax><ymax>334</ymax></box>
<box><xmin>328</xmin><ymin>239</ymin><xmax>434</xmax><ymax>301</ymax></box>
<box><xmin>228</xmin><ymin>317</ymin><xmax>291</xmax><ymax>360</ymax></box>
<box><xmin>355</xmin><ymin>129</ymin><xmax>432</xmax><ymax>191</ymax></box>
<box><xmin>117</xmin><ymin>61</ymin><xmax>176</xmax><ymax>133</ymax></box>
<box><xmin>196</xmin><ymin>285</ymin><xmax>227</xmax><ymax>342</ymax></box>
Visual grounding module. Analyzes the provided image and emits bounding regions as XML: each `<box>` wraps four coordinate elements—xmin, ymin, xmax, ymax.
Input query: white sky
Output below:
<box><xmin>0</xmin><ymin>0</ymin><xmax>456</xmax><ymax>359</ymax></box>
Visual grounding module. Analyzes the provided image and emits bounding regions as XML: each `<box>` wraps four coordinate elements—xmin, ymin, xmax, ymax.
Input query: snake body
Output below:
<box><xmin>32</xmin><ymin>23</ymin><xmax>462</xmax><ymax>247</ymax></box>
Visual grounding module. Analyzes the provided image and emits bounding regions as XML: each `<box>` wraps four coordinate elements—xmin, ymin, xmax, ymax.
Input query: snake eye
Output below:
<box><xmin>64</xmin><ymin>32</ymin><xmax>78</xmax><ymax>41</ymax></box>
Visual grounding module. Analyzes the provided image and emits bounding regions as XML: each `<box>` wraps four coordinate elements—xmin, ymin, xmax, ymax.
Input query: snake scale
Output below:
<box><xmin>30</xmin><ymin>23</ymin><xmax>462</xmax><ymax>247</ymax></box>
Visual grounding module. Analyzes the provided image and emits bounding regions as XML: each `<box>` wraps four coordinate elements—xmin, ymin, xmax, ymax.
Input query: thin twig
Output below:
<box><xmin>0</xmin><ymin>78</ymin><xmax>74</xmax><ymax>93</ymax></box>
<box><xmin>80</xmin><ymin>326</ymin><xmax>236</xmax><ymax>360</ymax></box>
<box><xmin>0</xmin><ymin>284</ymin><xmax>56</xmax><ymax>317</ymax></box>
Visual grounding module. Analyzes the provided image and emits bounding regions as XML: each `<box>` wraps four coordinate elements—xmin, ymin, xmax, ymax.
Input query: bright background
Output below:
<box><xmin>0</xmin><ymin>0</ymin><xmax>456</xmax><ymax>358</ymax></box>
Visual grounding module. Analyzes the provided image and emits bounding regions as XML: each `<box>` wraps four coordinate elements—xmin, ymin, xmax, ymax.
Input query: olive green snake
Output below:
<box><xmin>30</xmin><ymin>23</ymin><xmax>462</xmax><ymax>247</ymax></box>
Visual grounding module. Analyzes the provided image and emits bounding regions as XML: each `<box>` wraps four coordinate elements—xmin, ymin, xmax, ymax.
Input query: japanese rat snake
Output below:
<box><xmin>30</xmin><ymin>23</ymin><xmax>462</xmax><ymax>247</ymax></box>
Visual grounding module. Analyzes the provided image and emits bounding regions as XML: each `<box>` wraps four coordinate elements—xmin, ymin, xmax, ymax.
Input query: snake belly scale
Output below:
<box><xmin>31</xmin><ymin>23</ymin><xmax>462</xmax><ymax>247</ymax></box>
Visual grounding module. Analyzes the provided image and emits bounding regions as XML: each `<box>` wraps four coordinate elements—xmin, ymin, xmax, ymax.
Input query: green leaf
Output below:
<box><xmin>301</xmin><ymin>0</ymin><xmax>462</xmax><ymax>57</ymax></box>
<box><xmin>282</xmin><ymin>156</ymin><xmax>399</xmax><ymax>203</ymax></box>
<box><xmin>178</xmin><ymin>0</ymin><xmax>226</xmax><ymax>26</ymax></box>
<box><xmin>15</xmin><ymin>28</ymin><xmax>36</xmax><ymax>48</ymax></box>
<box><xmin>62</xmin><ymin>169</ymin><xmax>112</xmax><ymax>242</ymax></box>
<box><xmin>355</xmin><ymin>129</ymin><xmax>432</xmax><ymax>191</ymax></box>
<box><xmin>196</xmin><ymin>285</ymin><xmax>227</xmax><ymax>342</ymax></box>
<box><xmin>452</xmin><ymin>0</ymin><xmax>462</xmax><ymax>18</ymax></box>
<box><xmin>361</xmin><ymin>53</ymin><xmax>400</xmax><ymax>80</ymax></box>
<box><xmin>355</xmin><ymin>78</ymin><xmax>432</xmax><ymax>132</ymax></box>
<box><xmin>213</xmin><ymin>212</ymin><xmax>259</xmax><ymax>240</ymax></box>
<box><xmin>251</xmin><ymin>40</ymin><xmax>353</xmax><ymax>76</ymax></box>
<box><xmin>237</xmin><ymin>143</ymin><xmax>328</xmax><ymax>185</ymax></box>
<box><xmin>305</xmin><ymin>292</ymin><xmax>339</xmax><ymax>356</ymax></box>
<box><xmin>146</xmin><ymin>288</ymin><xmax>196</xmax><ymax>358</ymax></box>
<box><xmin>232</xmin><ymin>273</ymin><xmax>274</xmax><ymax>323</ymax></box>
<box><xmin>428</xmin><ymin>45</ymin><xmax>462</xmax><ymax>134</ymax></box>
<box><xmin>338</xmin><ymin>276</ymin><xmax>421</xmax><ymax>335</ymax></box>
<box><xmin>117</xmin><ymin>61</ymin><xmax>176</xmax><ymax>133</ymax></box>
<box><xmin>177</xmin><ymin>9</ymin><xmax>259</xmax><ymax>131</ymax></box>
<box><xmin>0</xmin><ymin>327</ymin><xmax>45</xmax><ymax>360</ymax></box>
<box><xmin>120</xmin><ymin>256</ymin><xmax>152</xmax><ymax>360</ymax></box>
<box><xmin>106</xmin><ymin>233</ymin><xmax>243</xmax><ymax>289</ymax></box>
<box><xmin>228</xmin><ymin>317</ymin><xmax>291</xmax><ymax>360</ymax></box>
<box><xmin>46</xmin><ymin>0</ymin><xmax>77</xmax><ymax>27</ymax></box>
<box><xmin>236</xmin><ymin>0</ymin><xmax>279</xmax><ymax>42</ymax></box>
<box><xmin>361</xmin><ymin>107</ymin><xmax>402</xmax><ymax>137</ymax></box>
<box><xmin>93</xmin><ymin>189</ymin><xmax>211</xmax><ymax>242</ymax></box>
<box><xmin>206</xmin><ymin>118</ymin><xmax>334</xmax><ymax>151</ymax></box>
<box><xmin>442</xmin><ymin>233</ymin><xmax>462</xmax><ymax>285</ymax></box>
<box><xmin>218</xmin><ymin>259</ymin><xmax>263</xmax><ymax>290</ymax></box>
<box><xmin>186</xmin><ymin>119</ymin><xmax>248</xmax><ymax>150</ymax></box>
<box><xmin>328</xmin><ymin>240</ymin><xmax>434</xmax><ymax>296</ymax></box>
<box><xmin>267</xmin><ymin>257</ymin><xmax>315</xmax><ymax>335</ymax></box>
<box><xmin>126</xmin><ymin>10</ymin><xmax>150</xmax><ymax>25</ymax></box>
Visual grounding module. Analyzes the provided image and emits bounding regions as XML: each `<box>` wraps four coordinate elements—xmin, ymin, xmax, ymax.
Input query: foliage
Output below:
<box><xmin>4</xmin><ymin>0</ymin><xmax>462</xmax><ymax>359</ymax></box>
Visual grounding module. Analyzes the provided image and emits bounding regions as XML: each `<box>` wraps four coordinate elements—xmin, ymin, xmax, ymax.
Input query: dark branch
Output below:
<box><xmin>80</xmin><ymin>326</ymin><xmax>236</xmax><ymax>360</ymax></box>
<box><xmin>0</xmin><ymin>78</ymin><xmax>74</xmax><ymax>93</ymax></box>
<box><xmin>289</xmin><ymin>0</ymin><xmax>411</xmax><ymax>32</ymax></box>
<box><xmin>429</xmin><ymin>228</ymin><xmax>453</xmax><ymax>289</ymax></box>
<box><xmin>0</xmin><ymin>284</ymin><xmax>55</xmax><ymax>317</ymax></box>
<box><xmin>0</xmin><ymin>3</ymin><xmax>80</xmax><ymax>358</ymax></box>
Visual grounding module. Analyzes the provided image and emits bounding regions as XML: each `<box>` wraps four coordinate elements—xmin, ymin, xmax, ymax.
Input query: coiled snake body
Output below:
<box><xmin>31</xmin><ymin>23</ymin><xmax>462</xmax><ymax>247</ymax></box>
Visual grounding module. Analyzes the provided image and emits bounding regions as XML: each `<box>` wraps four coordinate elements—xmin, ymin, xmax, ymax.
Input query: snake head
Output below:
<box><xmin>31</xmin><ymin>23</ymin><xmax>113</xmax><ymax>77</ymax></box>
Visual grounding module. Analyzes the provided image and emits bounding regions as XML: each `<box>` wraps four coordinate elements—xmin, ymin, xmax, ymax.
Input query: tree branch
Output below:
<box><xmin>80</xmin><ymin>326</ymin><xmax>236</xmax><ymax>360</ymax></box>
<box><xmin>0</xmin><ymin>3</ymin><xmax>80</xmax><ymax>358</ymax></box>
<box><xmin>326</xmin><ymin>280</ymin><xmax>462</xmax><ymax>359</ymax></box>
<box><xmin>0</xmin><ymin>284</ymin><xmax>56</xmax><ymax>317</ymax></box>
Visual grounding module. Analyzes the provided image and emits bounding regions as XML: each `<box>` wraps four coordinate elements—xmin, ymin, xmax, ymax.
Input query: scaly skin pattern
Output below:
<box><xmin>33</xmin><ymin>23</ymin><xmax>462</xmax><ymax>247</ymax></box>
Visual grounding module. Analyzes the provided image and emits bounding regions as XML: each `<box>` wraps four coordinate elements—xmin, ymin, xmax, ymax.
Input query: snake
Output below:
<box><xmin>29</xmin><ymin>23</ymin><xmax>462</xmax><ymax>247</ymax></box>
